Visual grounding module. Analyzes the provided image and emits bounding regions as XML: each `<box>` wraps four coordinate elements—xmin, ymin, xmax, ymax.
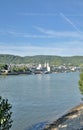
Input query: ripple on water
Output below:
<box><xmin>26</xmin><ymin>122</ymin><xmax>48</xmax><ymax>130</ymax></box>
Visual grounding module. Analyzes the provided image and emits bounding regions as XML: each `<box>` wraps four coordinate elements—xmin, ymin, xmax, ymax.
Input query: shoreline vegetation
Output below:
<box><xmin>0</xmin><ymin>71</ymin><xmax>32</xmax><ymax>75</ymax></box>
<box><xmin>44</xmin><ymin>104</ymin><xmax>83</xmax><ymax>130</ymax></box>
<box><xmin>0</xmin><ymin>70</ymin><xmax>80</xmax><ymax>76</ymax></box>
<box><xmin>0</xmin><ymin>54</ymin><xmax>83</xmax><ymax>66</ymax></box>
<box><xmin>0</xmin><ymin>63</ymin><xmax>81</xmax><ymax>76</ymax></box>
<box><xmin>0</xmin><ymin>54</ymin><xmax>82</xmax><ymax>75</ymax></box>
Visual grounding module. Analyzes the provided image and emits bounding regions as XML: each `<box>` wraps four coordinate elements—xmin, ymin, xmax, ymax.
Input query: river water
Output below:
<box><xmin>0</xmin><ymin>72</ymin><xmax>82</xmax><ymax>130</ymax></box>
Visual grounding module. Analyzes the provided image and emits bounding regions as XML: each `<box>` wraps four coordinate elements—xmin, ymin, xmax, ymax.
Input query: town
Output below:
<box><xmin>0</xmin><ymin>62</ymin><xmax>81</xmax><ymax>75</ymax></box>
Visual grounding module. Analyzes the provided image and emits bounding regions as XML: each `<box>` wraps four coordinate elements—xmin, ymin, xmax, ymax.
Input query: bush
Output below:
<box><xmin>0</xmin><ymin>96</ymin><xmax>13</xmax><ymax>130</ymax></box>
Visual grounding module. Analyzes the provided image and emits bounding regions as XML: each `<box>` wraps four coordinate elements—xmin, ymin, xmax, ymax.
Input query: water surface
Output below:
<box><xmin>0</xmin><ymin>72</ymin><xmax>81</xmax><ymax>130</ymax></box>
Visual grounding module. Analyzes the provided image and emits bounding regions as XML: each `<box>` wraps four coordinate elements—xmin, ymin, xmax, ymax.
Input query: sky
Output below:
<box><xmin>0</xmin><ymin>0</ymin><xmax>83</xmax><ymax>56</ymax></box>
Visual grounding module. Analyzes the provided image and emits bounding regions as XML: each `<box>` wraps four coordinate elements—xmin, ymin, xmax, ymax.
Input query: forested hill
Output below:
<box><xmin>0</xmin><ymin>54</ymin><xmax>83</xmax><ymax>66</ymax></box>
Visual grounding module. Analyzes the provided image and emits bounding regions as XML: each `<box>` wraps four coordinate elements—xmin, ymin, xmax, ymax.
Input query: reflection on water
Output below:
<box><xmin>44</xmin><ymin>74</ymin><xmax>51</xmax><ymax>81</ymax></box>
<box><xmin>26</xmin><ymin>122</ymin><xmax>48</xmax><ymax>130</ymax></box>
<box><xmin>37</xmin><ymin>74</ymin><xmax>51</xmax><ymax>81</ymax></box>
<box><xmin>37</xmin><ymin>74</ymin><xmax>43</xmax><ymax>81</ymax></box>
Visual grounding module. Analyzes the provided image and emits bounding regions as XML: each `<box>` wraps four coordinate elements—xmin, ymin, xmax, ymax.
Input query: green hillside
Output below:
<box><xmin>0</xmin><ymin>54</ymin><xmax>83</xmax><ymax>66</ymax></box>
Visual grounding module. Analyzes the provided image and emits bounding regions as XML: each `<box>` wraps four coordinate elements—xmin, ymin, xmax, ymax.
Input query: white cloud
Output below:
<box><xmin>18</xmin><ymin>12</ymin><xmax>83</xmax><ymax>17</ymax></box>
<box><xmin>0</xmin><ymin>42</ymin><xmax>83</xmax><ymax>56</ymax></box>
<box><xmin>2</xmin><ymin>12</ymin><xmax>82</xmax><ymax>40</ymax></box>
<box><xmin>18</xmin><ymin>13</ymin><xmax>58</xmax><ymax>16</ymax></box>
<box><xmin>0</xmin><ymin>27</ymin><xmax>83</xmax><ymax>40</ymax></box>
<box><xmin>34</xmin><ymin>26</ymin><xmax>83</xmax><ymax>39</ymax></box>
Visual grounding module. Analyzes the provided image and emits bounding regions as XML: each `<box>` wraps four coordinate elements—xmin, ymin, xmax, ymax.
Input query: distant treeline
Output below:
<box><xmin>0</xmin><ymin>54</ymin><xmax>83</xmax><ymax>66</ymax></box>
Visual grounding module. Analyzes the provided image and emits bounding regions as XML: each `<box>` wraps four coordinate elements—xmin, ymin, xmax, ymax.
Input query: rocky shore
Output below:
<box><xmin>44</xmin><ymin>104</ymin><xmax>83</xmax><ymax>130</ymax></box>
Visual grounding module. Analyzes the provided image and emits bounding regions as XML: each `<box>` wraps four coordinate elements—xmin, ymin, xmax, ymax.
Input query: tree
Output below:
<box><xmin>0</xmin><ymin>96</ymin><xmax>13</xmax><ymax>130</ymax></box>
<box><xmin>79</xmin><ymin>72</ymin><xmax>83</xmax><ymax>95</ymax></box>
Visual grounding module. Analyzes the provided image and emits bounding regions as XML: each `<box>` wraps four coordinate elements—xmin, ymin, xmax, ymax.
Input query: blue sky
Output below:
<box><xmin>0</xmin><ymin>0</ymin><xmax>83</xmax><ymax>56</ymax></box>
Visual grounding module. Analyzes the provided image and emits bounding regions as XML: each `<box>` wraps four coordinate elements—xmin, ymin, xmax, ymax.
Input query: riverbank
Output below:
<box><xmin>44</xmin><ymin>104</ymin><xmax>83</xmax><ymax>130</ymax></box>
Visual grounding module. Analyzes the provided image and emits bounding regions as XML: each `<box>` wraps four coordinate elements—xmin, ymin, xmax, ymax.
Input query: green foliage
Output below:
<box><xmin>0</xmin><ymin>96</ymin><xmax>12</xmax><ymax>130</ymax></box>
<box><xmin>0</xmin><ymin>54</ymin><xmax>83</xmax><ymax>65</ymax></box>
<box><xmin>79</xmin><ymin>72</ymin><xmax>83</xmax><ymax>95</ymax></box>
<box><xmin>11</xmin><ymin>66</ymin><xmax>30</xmax><ymax>73</ymax></box>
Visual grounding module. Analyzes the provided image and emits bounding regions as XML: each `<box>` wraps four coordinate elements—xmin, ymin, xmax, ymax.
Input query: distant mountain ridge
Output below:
<box><xmin>0</xmin><ymin>54</ymin><xmax>83</xmax><ymax>66</ymax></box>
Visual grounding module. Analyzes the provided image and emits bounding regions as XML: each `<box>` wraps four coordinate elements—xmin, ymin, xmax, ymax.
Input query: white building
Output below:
<box><xmin>36</xmin><ymin>64</ymin><xmax>42</xmax><ymax>70</ymax></box>
<box><xmin>46</xmin><ymin>63</ymin><xmax>50</xmax><ymax>72</ymax></box>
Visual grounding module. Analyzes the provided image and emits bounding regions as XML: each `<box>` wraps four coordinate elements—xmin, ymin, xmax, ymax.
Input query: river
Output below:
<box><xmin>0</xmin><ymin>72</ymin><xmax>82</xmax><ymax>130</ymax></box>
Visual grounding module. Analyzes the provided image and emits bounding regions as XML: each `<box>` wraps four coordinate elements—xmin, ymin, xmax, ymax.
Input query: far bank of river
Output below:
<box><xmin>0</xmin><ymin>70</ymin><xmax>80</xmax><ymax>76</ymax></box>
<box><xmin>0</xmin><ymin>72</ymin><xmax>82</xmax><ymax>130</ymax></box>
